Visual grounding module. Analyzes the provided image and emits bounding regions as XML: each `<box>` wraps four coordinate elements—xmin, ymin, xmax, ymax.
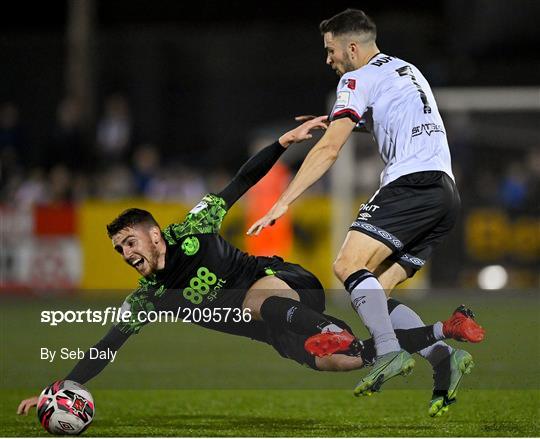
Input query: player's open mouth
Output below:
<box><xmin>131</xmin><ymin>258</ymin><xmax>144</xmax><ymax>269</ymax></box>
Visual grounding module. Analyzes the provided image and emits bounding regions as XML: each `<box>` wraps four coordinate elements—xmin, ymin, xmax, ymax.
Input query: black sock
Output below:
<box><xmin>395</xmin><ymin>327</ymin><xmax>437</xmax><ymax>353</ymax></box>
<box><xmin>387</xmin><ymin>297</ymin><xmax>402</xmax><ymax>313</ymax></box>
<box><xmin>386</xmin><ymin>297</ymin><xmax>439</xmax><ymax>352</ymax></box>
<box><xmin>433</xmin><ymin>355</ymin><xmax>451</xmax><ymax>395</ymax></box>
<box><xmin>343</xmin><ymin>269</ymin><xmax>375</xmax><ymax>293</ymax></box>
<box><xmin>360</xmin><ymin>338</ymin><xmax>377</xmax><ymax>365</ymax></box>
<box><xmin>360</xmin><ymin>326</ymin><xmax>437</xmax><ymax>365</ymax></box>
<box><xmin>259</xmin><ymin>296</ymin><xmax>334</xmax><ymax>336</ymax></box>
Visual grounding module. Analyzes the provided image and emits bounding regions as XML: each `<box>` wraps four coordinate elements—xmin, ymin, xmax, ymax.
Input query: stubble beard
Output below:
<box><xmin>148</xmin><ymin>244</ymin><xmax>161</xmax><ymax>273</ymax></box>
<box><xmin>334</xmin><ymin>57</ymin><xmax>356</xmax><ymax>77</ymax></box>
<box><xmin>342</xmin><ymin>57</ymin><xmax>356</xmax><ymax>74</ymax></box>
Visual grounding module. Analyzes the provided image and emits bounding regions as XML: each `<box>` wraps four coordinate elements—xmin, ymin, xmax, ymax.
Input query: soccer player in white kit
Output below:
<box><xmin>248</xmin><ymin>9</ymin><xmax>470</xmax><ymax>415</ymax></box>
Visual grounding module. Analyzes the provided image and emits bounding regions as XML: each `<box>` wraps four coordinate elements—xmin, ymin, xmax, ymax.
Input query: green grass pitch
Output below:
<box><xmin>3</xmin><ymin>389</ymin><xmax>539</xmax><ymax>436</ymax></box>
<box><xmin>1</xmin><ymin>292</ymin><xmax>539</xmax><ymax>436</ymax></box>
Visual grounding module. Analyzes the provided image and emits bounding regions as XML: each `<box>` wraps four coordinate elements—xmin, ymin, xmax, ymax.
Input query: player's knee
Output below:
<box><xmin>296</xmin><ymin>288</ymin><xmax>325</xmax><ymax>314</ymax></box>
<box><xmin>243</xmin><ymin>281</ymin><xmax>300</xmax><ymax>321</ymax></box>
<box><xmin>333</xmin><ymin>255</ymin><xmax>357</xmax><ymax>283</ymax></box>
<box><xmin>316</xmin><ymin>355</ymin><xmax>363</xmax><ymax>372</ymax></box>
<box><xmin>242</xmin><ymin>294</ymin><xmax>264</xmax><ymax>320</ymax></box>
<box><xmin>242</xmin><ymin>302</ymin><xmax>260</xmax><ymax>320</ymax></box>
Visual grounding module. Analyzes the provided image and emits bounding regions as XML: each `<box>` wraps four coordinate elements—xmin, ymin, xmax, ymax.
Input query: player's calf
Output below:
<box><xmin>315</xmin><ymin>354</ymin><xmax>364</xmax><ymax>372</ymax></box>
<box><xmin>429</xmin><ymin>349</ymin><xmax>474</xmax><ymax>417</ymax></box>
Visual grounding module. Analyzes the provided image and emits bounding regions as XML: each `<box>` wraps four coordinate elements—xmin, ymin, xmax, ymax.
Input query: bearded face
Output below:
<box><xmin>112</xmin><ymin>225</ymin><xmax>163</xmax><ymax>277</ymax></box>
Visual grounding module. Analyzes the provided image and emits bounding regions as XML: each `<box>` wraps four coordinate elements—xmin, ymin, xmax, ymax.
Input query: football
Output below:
<box><xmin>37</xmin><ymin>380</ymin><xmax>95</xmax><ymax>435</ymax></box>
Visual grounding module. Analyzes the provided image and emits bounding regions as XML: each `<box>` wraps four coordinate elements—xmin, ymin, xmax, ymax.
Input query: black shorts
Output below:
<box><xmin>349</xmin><ymin>171</ymin><xmax>461</xmax><ymax>277</ymax></box>
<box><xmin>260</xmin><ymin>258</ymin><xmax>359</xmax><ymax>370</ymax></box>
<box><xmin>268</xmin><ymin>258</ymin><xmax>326</xmax><ymax>314</ymax></box>
<box><xmin>207</xmin><ymin>256</ymin><xmax>325</xmax><ymax>312</ymax></box>
<box><xmin>195</xmin><ymin>256</ymin><xmax>328</xmax><ymax>369</ymax></box>
<box><xmin>260</xmin><ymin>258</ymin><xmax>326</xmax><ymax>370</ymax></box>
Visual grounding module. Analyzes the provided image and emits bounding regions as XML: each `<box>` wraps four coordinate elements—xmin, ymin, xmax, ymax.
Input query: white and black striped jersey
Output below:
<box><xmin>329</xmin><ymin>53</ymin><xmax>454</xmax><ymax>188</ymax></box>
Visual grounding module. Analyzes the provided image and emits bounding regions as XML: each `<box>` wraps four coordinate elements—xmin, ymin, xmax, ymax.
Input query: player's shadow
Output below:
<box><xmin>108</xmin><ymin>413</ymin><xmax>326</xmax><ymax>435</ymax></box>
<box><xmin>152</xmin><ymin>413</ymin><xmax>318</xmax><ymax>432</ymax></box>
<box><xmin>133</xmin><ymin>413</ymin><xmax>441</xmax><ymax>436</ymax></box>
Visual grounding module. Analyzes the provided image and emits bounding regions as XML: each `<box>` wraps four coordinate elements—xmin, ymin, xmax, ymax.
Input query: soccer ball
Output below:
<box><xmin>37</xmin><ymin>380</ymin><xmax>95</xmax><ymax>435</ymax></box>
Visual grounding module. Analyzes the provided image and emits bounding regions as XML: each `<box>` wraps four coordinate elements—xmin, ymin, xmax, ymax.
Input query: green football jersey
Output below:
<box><xmin>116</xmin><ymin>193</ymin><xmax>275</xmax><ymax>338</ymax></box>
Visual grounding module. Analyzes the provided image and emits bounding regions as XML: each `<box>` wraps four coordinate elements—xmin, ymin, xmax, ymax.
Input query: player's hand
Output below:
<box><xmin>246</xmin><ymin>203</ymin><xmax>288</xmax><ymax>236</ymax></box>
<box><xmin>17</xmin><ymin>396</ymin><xmax>39</xmax><ymax>415</ymax></box>
<box><xmin>278</xmin><ymin>115</ymin><xmax>328</xmax><ymax>148</ymax></box>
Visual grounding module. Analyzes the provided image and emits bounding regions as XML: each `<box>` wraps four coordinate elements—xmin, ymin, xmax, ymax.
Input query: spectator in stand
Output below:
<box><xmin>245</xmin><ymin>137</ymin><xmax>293</xmax><ymax>259</ymax></box>
<box><xmin>0</xmin><ymin>102</ymin><xmax>26</xmax><ymax>190</ymax></box>
<box><xmin>12</xmin><ymin>168</ymin><xmax>48</xmax><ymax>209</ymax></box>
<box><xmin>48</xmin><ymin>165</ymin><xmax>74</xmax><ymax>204</ymax></box>
<box><xmin>132</xmin><ymin>144</ymin><xmax>160</xmax><ymax>196</ymax></box>
<box><xmin>96</xmin><ymin>93</ymin><xmax>133</xmax><ymax>164</ymax></box>
<box><xmin>524</xmin><ymin>149</ymin><xmax>540</xmax><ymax>211</ymax></box>
<box><xmin>499</xmin><ymin>162</ymin><xmax>528</xmax><ymax>211</ymax></box>
<box><xmin>0</xmin><ymin>102</ymin><xmax>24</xmax><ymax>155</ymax></box>
<box><xmin>46</xmin><ymin>97</ymin><xmax>87</xmax><ymax>171</ymax></box>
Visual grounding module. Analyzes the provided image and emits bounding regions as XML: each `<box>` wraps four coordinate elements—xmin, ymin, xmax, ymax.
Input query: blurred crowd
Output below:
<box><xmin>0</xmin><ymin>95</ymin><xmax>229</xmax><ymax>209</ymax></box>
<box><xmin>1</xmin><ymin>96</ymin><xmax>538</xmax><ymax>213</ymax></box>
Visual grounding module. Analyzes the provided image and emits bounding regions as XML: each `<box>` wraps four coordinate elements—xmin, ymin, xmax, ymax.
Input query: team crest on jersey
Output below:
<box><xmin>346</xmin><ymin>79</ymin><xmax>356</xmax><ymax>90</ymax></box>
<box><xmin>335</xmin><ymin>91</ymin><xmax>350</xmax><ymax>109</ymax></box>
<box><xmin>181</xmin><ymin>236</ymin><xmax>200</xmax><ymax>256</ymax></box>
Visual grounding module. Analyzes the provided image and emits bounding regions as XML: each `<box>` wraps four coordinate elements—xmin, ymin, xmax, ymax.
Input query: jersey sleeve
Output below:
<box><xmin>329</xmin><ymin>72</ymin><xmax>371</xmax><ymax>124</ymax></box>
<box><xmin>162</xmin><ymin>193</ymin><xmax>228</xmax><ymax>244</ymax></box>
<box><xmin>64</xmin><ymin>326</ymin><xmax>130</xmax><ymax>384</ymax></box>
<box><xmin>114</xmin><ymin>281</ymin><xmax>159</xmax><ymax>335</ymax></box>
<box><xmin>216</xmin><ymin>140</ymin><xmax>286</xmax><ymax>208</ymax></box>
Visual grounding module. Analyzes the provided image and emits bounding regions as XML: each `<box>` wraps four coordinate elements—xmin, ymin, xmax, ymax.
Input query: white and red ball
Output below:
<box><xmin>37</xmin><ymin>380</ymin><xmax>94</xmax><ymax>435</ymax></box>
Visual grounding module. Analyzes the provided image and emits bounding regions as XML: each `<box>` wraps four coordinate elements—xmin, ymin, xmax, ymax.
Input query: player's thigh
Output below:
<box><xmin>333</xmin><ymin>230</ymin><xmax>393</xmax><ymax>282</ymax></box>
<box><xmin>341</xmin><ymin>171</ymin><xmax>458</xmax><ymax>283</ymax></box>
<box><xmin>388</xmin><ymin>178</ymin><xmax>461</xmax><ymax>280</ymax></box>
<box><xmin>273</xmin><ymin>261</ymin><xmax>326</xmax><ymax>313</ymax></box>
<box><xmin>242</xmin><ymin>275</ymin><xmax>299</xmax><ymax>320</ymax></box>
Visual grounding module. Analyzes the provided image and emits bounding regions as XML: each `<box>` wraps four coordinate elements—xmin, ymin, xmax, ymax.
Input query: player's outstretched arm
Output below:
<box><xmin>16</xmin><ymin>326</ymin><xmax>131</xmax><ymax>415</ymax></box>
<box><xmin>217</xmin><ymin>116</ymin><xmax>328</xmax><ymax>208</ymax></box>
<box><xmin>64</xmin><ymin>326</ymin><xmax>130</xmax><ymax>384</ymax></box>
<box><xmin>247</xmin><ymin>117</ymin><xmax>356</xmax><ymax>236</ymax></box>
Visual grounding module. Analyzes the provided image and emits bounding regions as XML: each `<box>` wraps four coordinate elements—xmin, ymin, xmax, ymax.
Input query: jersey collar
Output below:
<box><xmin>367</xmin><ymin>52</ymin><xmax>382</xmax><ymax>63</ymax></box>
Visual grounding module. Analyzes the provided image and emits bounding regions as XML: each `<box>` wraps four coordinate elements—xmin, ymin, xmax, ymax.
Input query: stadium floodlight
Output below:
<box><xmin>477</xmin><ymin>265</ymin><xmax>508</xmax><ymax>290</ymax></box>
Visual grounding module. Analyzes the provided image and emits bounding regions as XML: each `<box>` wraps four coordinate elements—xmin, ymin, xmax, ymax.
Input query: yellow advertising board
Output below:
<box><xmin>79</xmin><ymin>196</ymin><xmax>424</xmax><ymax>295</ymax></box>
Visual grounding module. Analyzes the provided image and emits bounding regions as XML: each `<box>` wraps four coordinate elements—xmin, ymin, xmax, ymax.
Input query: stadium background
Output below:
<box><xmin>1</xmin><ymin>0</ymin><xmax>539</xmax><ymax>436</ymax></box>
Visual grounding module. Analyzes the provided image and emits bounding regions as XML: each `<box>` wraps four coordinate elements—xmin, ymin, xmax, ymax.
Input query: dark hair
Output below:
<box><xmin>319</xmin><ymin>9</ymin><xmax>376</xmax><ymax>40</ymax></box>
<box><xmin>106</xmin><ymin>208</ymin><xmax>159</xmax><ymax>238</ymax></box>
